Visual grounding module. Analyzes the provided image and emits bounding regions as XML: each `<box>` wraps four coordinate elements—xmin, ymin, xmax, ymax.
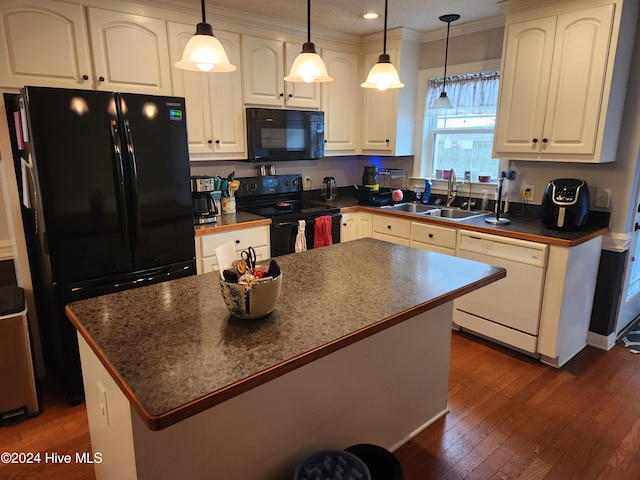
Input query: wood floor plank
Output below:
<box><xmin>3</xmin><ymin>330</ymin><xmax>640</xmax><ymax>479</ymax></box>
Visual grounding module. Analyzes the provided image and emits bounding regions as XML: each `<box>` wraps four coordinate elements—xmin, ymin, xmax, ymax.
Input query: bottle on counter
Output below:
<box><xmin>481</xmin><ymin>190</ymin><xmax>489</xmax><ymax>211</ymax></box>
<box><xmin>422</xmin><ymin>179</ymin><xmax>431</xmax><ymax>205</ymax></box>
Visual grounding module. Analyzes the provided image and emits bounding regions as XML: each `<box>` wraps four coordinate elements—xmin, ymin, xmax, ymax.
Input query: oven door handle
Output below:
<box><xmin>274</xmin><ymin>219</ymin><xmax>314</xmax><ymax>228</ymax></box>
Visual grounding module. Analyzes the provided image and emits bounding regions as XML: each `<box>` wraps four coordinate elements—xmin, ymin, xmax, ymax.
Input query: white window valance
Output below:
<box><xmin>427</xmin><ymin>70</ymin><xmax>500</xmax><ymax>113</ymax></box>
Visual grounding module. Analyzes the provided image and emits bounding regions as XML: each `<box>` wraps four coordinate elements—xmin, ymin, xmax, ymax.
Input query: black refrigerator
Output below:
<box><xmin>4</xmin><ymin>86</ymin><xmax>196</xmax><ymax>405</ymax></box>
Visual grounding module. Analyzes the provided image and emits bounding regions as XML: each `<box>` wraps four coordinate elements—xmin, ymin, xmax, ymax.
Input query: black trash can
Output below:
<box><xmin>345</xmin><ymin>444</ymin><xmax>404</xmax><ymax>480</ymax></box>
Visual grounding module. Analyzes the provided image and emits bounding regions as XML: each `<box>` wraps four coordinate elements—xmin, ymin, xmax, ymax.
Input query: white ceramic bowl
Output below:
<box><xmin>219</xmin><ymin>274</ymin><xmax>282</xmax><ymax>320</ymax></box>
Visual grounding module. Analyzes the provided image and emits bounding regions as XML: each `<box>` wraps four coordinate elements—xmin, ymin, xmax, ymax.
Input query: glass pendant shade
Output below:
<box><xmin>361</xmin><ymin>54</ymin><xmax>404</xmax><ymax>90</ymax></box>
<box><xmin>285</xmin><ymin>0</ymin><xmax>332</xmax><ymax>83</ymax></box>
<box><xmin>361</xmin><ymin>0</ymin><xmax>404</xmax><ymax>91</ymax></box>
<box><xmin>174</xmin><ymin>1</ymin><xmax>236</xmax><ymax>72</ymax></box>
<box><xmin>432</xmin><ymin>91</ymin><xmax>453</xmax><ymax>109</ymax></box>
<box><xmin>284</xmin><ymin>43</ymin><xmax>332</xmax><ymax>83</ymax></box>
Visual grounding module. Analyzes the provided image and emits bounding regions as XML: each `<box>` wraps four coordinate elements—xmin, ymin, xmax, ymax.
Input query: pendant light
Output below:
<box><xmin>432</xmin><ymin>14</ymin><xmax>460</xmax><ymax>109</ymax></box>
<box><xmin>174</xmin><ymin>0</ymin><xmax>236</xmax><ymax>72</ymax></box>
<box><xmin>284</xmin><ymin>0</ymin><xmax>333</xmax><ymax>83</ymax></box>
<box><xmin>361</xmin><ymin>0</ymin><xmax>404</xmax><ymax>90</ymax></box>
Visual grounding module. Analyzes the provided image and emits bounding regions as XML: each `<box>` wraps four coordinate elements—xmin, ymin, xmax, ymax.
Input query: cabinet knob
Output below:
<box><xmin>387</xmin><ymin>225</ymin><xmax>392</xmax><ymax>229</ymax></box>
<box><xmin>324</xmin><ymin>139</ymin><xmax>327</xmax><ymax>143</ymax></box>
<box><xmin>288</xmin><ymin>93</ymin><xmax>293</xmax><ymax>98</ymax></box>
<box><xmin>208</xmin><ymin>139</ymin><xmax>213</xmax><ymax>144</ymax></box>
<box><xmin>343</xmin><ymin>223</ymin><xmax>347</xmax><ymax>227</ymax></box>
<box><xmin>99</xmin><ymin>76</ymin><xmax>105</xmax><ymax>82</ymax></box>
<box><xmin>542</xmin><ymin>138</ymin><xmax>548</xmax><ymax>143</ymax></box>
<box><xmin>82</xmin><ymin>74</ymin><xmax>89</xmax><ymax>81</ymax></box>
<box><xmin>428</xmin><ymin>234</ymin><xmax>434</xmax><ymax>238</ymax></box>
<box><xmin>235</xmin><ymin>239</ymin><xmax>240</xmax><ymax>244</ymax></box>
<box><xmin>385</xmin><ymin>139</ymin><xmax>390</xmax><ymax>143</ymax></box>
<box><xmin>215</xmin><ymin>139</ymin><xmax>220</xmax><ymax>144</ymax></box>
<box><xmin>279</xmin><ymin>93</ymin><xmax>284</xmax><ymax>97</ymax></box>
<box><xmin>532</xmin><ymin>138</ymin><xmax>538</xmax><ymax>143</ymax></box>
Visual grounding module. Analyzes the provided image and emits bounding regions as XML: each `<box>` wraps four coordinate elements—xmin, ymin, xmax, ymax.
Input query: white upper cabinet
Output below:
<box><xmin>494</xmin><ymin>0</ymin><xmax>636</xmax><ymax>163</ymax></box>
<box><xmin>321</xmin><ymin>49</ymin><xmax>358</xmax><ymax>154</ymax></box>
<box><xmin>241</xmin><ymin>35</ymin><xmax>320</xmax><ymax>109</ymax></box>
<box><xmin>87</xmin><ymin>7</ymin><xmax>172</xmax><ymax>95</ymax></box>
<box><xmin>361</xmin><ymin>49</ymin><xmax>398</xmax><ymax>154</ymax></box>
<box><xmin>168</xmin><ymin>22</ymin><xmax>245</xmax><ymax>160</ymax></box>
<box><xmin>0</xmin><ymin>0</ymin><xmax>93</xmax><ymax>89</ymax></box>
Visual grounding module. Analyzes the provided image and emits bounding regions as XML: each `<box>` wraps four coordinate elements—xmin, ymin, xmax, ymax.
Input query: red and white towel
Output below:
<box><xmin>314</xmin><ymin>216</ymin><xmax>333</xmax><ymax>248</ymax></box>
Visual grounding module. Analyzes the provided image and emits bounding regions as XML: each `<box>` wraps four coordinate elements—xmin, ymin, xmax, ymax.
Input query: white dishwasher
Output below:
<box><xmin>454</xmin><ymin>230</ymin><xmax>548</xmax><ymax>354</ymax></box>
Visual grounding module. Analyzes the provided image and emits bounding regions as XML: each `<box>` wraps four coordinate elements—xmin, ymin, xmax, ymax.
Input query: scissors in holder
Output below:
<box><xmin>241</xmin><ymin>247</ymin><xmax>257</xmax><ymax>273</ymax></box>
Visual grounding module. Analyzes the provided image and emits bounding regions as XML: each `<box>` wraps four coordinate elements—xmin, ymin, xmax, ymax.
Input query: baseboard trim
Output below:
<box><xmin>587</xmin><ymin>330</ymin><xmax>616</xmax><ymax>351</ymax></box>
<box><xmin>0</xmin><ymin>240</ymin><xmax>14</xmax><ymax>261</ymax></box>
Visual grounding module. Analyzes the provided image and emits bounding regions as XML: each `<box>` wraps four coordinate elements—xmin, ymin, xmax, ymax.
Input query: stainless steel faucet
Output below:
<box><xmin>446</xmin><ymin>168</ymin><xmax>458</xmax><ymax>207</ymax></box>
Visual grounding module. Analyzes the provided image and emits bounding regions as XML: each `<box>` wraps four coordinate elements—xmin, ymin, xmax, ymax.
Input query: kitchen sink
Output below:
<box><xmin>436</xmin><ymin>208</ymin><xmax>488</xmax><ymax>220</ymax></box>
<box><xmin>381</xmin><ymin>203</ymin><xmax>440</xmax><ymax>213</ymax></box>
<box><xmin>380</xmin><ymin>203</ymin><xmax>488</xmax><ymax>221</ymax></box>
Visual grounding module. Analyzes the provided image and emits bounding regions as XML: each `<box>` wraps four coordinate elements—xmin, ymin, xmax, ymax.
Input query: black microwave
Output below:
<box><xmin>246</xmin><ymin>108</ymin><xmax>324</xmax><ymax>161</ymax></box>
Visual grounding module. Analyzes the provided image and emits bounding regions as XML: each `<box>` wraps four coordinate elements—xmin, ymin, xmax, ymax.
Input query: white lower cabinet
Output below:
<box><xmin>195</xmin><ymin>226</ymin><xmax>270</xmax><ymax>274</ymax></box>
<box><xmin>340</xmin><ymin>213</ymin><xmax>358</xmax><ymax>243</ymax></box>
<box><xmin>356</xmin><ymin>213</ymin><xmax>373</xmax><ymax>239</ymax></box>
<box><xmin>410</xmin><ymin>222</ymin><xmax>457</xmax><ymax>255</ymax></box>
<box><xmin>371</xmin><ymin>214</ymin><xmax>410</xmax><ymax>246</ymax></box>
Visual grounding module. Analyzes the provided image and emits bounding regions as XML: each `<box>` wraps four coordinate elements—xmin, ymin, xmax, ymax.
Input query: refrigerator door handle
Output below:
<box><xmin>123</xmin><ymin>120</ymin><xmax>141</xmax><ymax>245</ymax></box>
<box><xmin>110</xmin><ymin>120</ymin><xmax>128</xmax><ymax>246</ymax></box>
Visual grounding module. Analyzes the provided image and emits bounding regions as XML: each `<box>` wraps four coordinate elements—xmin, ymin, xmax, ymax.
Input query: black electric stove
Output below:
<box><xmin>236</xmin><ymin>174</ymin><xmax>341</xmax><ymax>256</ymax></box>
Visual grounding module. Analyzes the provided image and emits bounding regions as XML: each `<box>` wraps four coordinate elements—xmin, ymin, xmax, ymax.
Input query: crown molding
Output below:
<box><xmin>420</xmin><ymin>15</ymin><xmax>505</xmax><ymax>43</ymax></box>
<box><xmin>497</xmin><ymin>0</ymin><xmax>573</xmax><ymax>14</ymax></box>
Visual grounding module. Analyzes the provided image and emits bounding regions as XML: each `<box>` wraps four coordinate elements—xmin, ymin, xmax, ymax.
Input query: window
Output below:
<box><xmin>421</xmin><ymin>70</ymin><xmax>500</xmax><ymax>181</ymax></box>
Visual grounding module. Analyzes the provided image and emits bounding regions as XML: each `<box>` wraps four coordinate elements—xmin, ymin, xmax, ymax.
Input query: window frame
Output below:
<box><xmin>412</xmin><ymin>59</ymin><xmax>507</xmax><ymax>179</ymax></box>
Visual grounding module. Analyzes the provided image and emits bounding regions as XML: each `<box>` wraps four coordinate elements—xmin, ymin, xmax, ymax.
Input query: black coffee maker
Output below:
<box><xmin>191</xmin><ymin>176</ymin><xmax>220</xmax><ymax>224</ymax></box>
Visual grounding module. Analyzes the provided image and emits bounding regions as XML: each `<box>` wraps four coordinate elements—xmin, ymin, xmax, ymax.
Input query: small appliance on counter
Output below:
<box><xmin>191</xmin><ymin>176</ymin><xmax>221</xmax><ymax>224</ymax></box>
<box><xmin>321</xmin><ymin>176</ymin><xmax>337</xmax><ymax>201</ymax></box>
<box><xmin>541</xmin><ymin>178</ymin><xmax>589</xmax><ymax>230</ymax></box>
<box><xmin>362</xmin><ymin>165</ymin><xmax>379</xmax><ymax>190</ymax></box>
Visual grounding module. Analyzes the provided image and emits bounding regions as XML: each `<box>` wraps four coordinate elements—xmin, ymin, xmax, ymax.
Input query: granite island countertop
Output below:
<box><xmin>66</xmin><ymin>238</ymin><xmax>505</xmax><ymax>430</ymax></box>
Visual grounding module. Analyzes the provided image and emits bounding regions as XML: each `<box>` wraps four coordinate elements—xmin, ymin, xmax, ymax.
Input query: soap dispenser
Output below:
<box><xmin>422</xmin><ymin>179</ymin><xmax>431</xmax><ymax>205</ymax></box>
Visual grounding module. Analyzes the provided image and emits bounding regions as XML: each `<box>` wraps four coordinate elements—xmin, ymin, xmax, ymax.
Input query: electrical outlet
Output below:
<box><xmin>303</xmin><ymin>176</ymin><xmax>312</xmax><ymax>191</ymax></box>
<box><xmin>595</xmin><ymin>188</ymin><xmax>611</xmax><ymax>208</ymax></box>
<box><xmin>521</xmin><ymin>184</ymin><xmax>535</xmax><ymax>200</ymax></box>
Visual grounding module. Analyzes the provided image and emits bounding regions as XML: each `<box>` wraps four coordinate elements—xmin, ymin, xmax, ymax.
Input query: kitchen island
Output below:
<box><xmin>67</xmin><ymin>238</ymin><xmax>505</xmax><ymax>479</ymax></box>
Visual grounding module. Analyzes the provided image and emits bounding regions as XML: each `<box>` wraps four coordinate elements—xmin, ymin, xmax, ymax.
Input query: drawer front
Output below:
<box><xmin>199</xmin><ymin>226</ymin><xmax>269</xmax><ymax>257</ymax></box>
<box><xmin>372</xmin><ymin>215</ymin><xmax>410</xmax><ymax>239</ymax></box>
<box><xmin>201</xmin><ymin>245</ymin><xmax>270</xmax><ymax>274</ymax></box>
<box><xmin>411</xmin><ymin>222</ymin><xmax>457</xmax><ymax>250</ymax></box>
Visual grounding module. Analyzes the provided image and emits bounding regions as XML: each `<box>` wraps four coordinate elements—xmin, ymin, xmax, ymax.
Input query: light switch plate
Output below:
<box><xmin>303</xmin><ymin>176</ymin><xmax>312</xmax><ymax>191</ymax></box>
<box><xmin>595</xmin><ymin>188</ymin><xmax>611</xmax><ymax>208</ymax></box>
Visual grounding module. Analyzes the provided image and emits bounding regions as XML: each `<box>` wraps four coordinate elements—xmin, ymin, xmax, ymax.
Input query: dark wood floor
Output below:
<box><xmin>2</xmin><ymin>331</ymin><xmax>639</xmax><ymax>479</ymax></box>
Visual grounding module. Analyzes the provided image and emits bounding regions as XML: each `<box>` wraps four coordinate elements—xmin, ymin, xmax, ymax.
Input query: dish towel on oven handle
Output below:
<box><xmin>314</xmin><ymin>216</ymin><xmax>333</xmax><ymax>248</ymax></box>
<box><xmin>295</xmin><ymin>219</ymin><xmax>307</xmax><ymax>253</ymax></box>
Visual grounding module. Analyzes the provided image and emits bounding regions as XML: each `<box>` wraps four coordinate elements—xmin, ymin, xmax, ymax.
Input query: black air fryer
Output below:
<box><xmin>541</xmin><ymin>179</ymin><xmax>589</xmax><ymax>230</ymax></box>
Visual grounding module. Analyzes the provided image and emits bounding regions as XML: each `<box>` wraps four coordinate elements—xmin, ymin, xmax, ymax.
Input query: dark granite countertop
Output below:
<box><xmin>67</xmin><ymin>238</ymin><xmax>505</xmax><ymax>431</ymax></box>
<box><xmin>194</xmin><ymin>211</ymin><xmax>270</xmax><ymax>236</ymax></box>
<box><xmin>308</xmin><ymin>191</ymin><xmax>608</xmax><ymax>247</ymax></box>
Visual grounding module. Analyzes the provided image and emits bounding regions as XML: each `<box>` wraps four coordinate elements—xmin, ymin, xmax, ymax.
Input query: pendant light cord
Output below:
<box><xmin>307</xmin><ymin>0</ymin><xmax>311</xmax><ymax>43</ymax></box>
<box><xmin>442</xmin><ymin>20</ymin><xmax>451</xmax><ymax>93</ymax></box>
<box><xmin>201</xmin><ymin>0</ymin><xmax>206</xmax><ymax>23</ymax></box>
<box><xmin>383</xmin><ymin>0</ymin><xmax>388</xmax><ymax>55</ymax></box>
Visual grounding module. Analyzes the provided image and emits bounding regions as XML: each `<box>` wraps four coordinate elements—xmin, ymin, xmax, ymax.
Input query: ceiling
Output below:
<box><xmin>203</xmin><ymin>0</ymin><xmax>504</xmax><ymax>36</ymax></box>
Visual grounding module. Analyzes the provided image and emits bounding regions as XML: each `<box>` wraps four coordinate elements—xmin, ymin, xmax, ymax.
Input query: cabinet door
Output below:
<box><xmin>361</xmin><ymin>49</ymin><xmax>397</xmax><ymax>153</ymax></box>
<box><xmin>170</xmin><ymin>23</ymin><xmax>245</xmax><ymax>159</ymax></box>
<box><xmin>242</xmin><ymin>35</ymin><xmax>284</xmax><ymax>106</ymax></box>
<box><xmin>340</xmin><ymin>213</ymin><xmax>357</xmax><ymax>243</ymax></box>
<box><xmin>322</xmin><ymin>49</ymin><xmax>358</xmax><ymax>154</ymax></box>
<box><xmin>357</xmin><ymin>212</ymin><xmax>373</xmax><ymax>239</ymax></box>
<box><xmin>284</xmin><ymin>42</ymin><xmax>320</xmax><ymax>109</ymax></box>
<box><xmin>542</xmin><ymin>4</ymin><xmax>614</xmax><ymax>156</ymax></box>
<box><xmin>87</xmin><ymin>7</ymin><xmax>172</xmax><ymax>95</ymax></box>
<box><xmin>493</xmin><ymin>16</ymin><xmax>556</xmax><ymax>155</ymax></box>
<box><xmin>0</xmin><ymin>0</ymin><xmax>92</xmax><ymax>89</ymax></box>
